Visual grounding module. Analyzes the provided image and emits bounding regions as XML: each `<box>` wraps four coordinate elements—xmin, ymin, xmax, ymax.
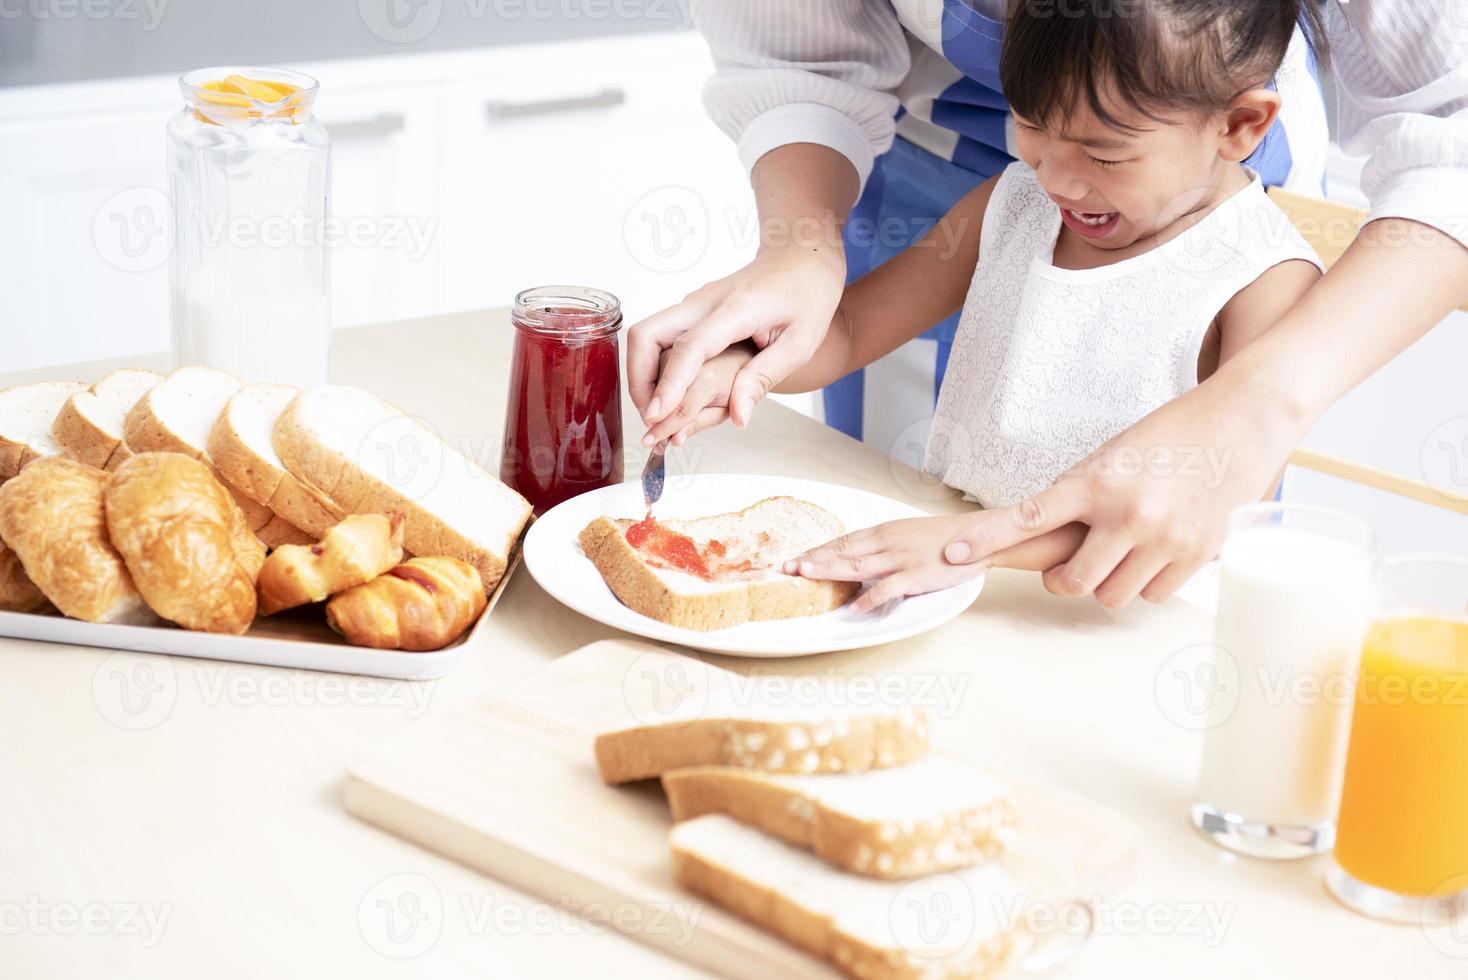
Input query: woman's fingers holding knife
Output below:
<box><xmin>641</xmin><ymin>369</ymin><xmax>726</xmax><ymax>446</ymax></box>
<box><xmin>625</xmin><ymin>294</ymin><xmax>711</xmax><ymax>414</ymax></box>
<box><xmin>643</xmin><ymin>342</ymin><xmax>759</xmax><ymax>447</ymax></box>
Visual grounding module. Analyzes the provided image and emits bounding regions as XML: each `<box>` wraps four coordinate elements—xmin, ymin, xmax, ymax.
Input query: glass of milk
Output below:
<box><xmin>1192</xmin><ymin>502</ymin><xmax>1375</xmax><ymax>859</ymax></box>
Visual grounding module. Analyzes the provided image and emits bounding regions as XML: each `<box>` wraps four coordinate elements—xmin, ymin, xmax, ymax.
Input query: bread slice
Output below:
<box><xmin>664</xmin><ymin>755</ymin><xmax>1016</xmax><ymax>879</ymax></box>
<box><xmin>578</xmin><ymin>497</ymin><xmax>860</xmax><ymax>631</ymax></box>
<box><xmin>0</xmin><ymin>381</ymin><xmax>86</xmax><ymax>482</ymax></box>
<box><xmin>272</xmin><ymin>385</ymin><xmax>532</xmax><ymax>594</ymax></box>
<box><xmin>52</xmin><ymin>368</ymin><xmax>163</xmax><ymax>471</ymax></box>
<box><xmin>670</xmin><ymin>815</ymin><xmax>1023</xmax><ymax>980</ymax></box>
<box><xmin>208</xmin><ymin>383</ymin><xmax>343</xmax><ymax>537</ymax></box>
<box><xmin>123</xmin><ymin>367</ymin><xmax>306</xmax><ymax>543</ymax></box>
<box><xmin>595</xmin><ymin>702</ymin><xmax>930</xmax><ymax>784</ymax></box>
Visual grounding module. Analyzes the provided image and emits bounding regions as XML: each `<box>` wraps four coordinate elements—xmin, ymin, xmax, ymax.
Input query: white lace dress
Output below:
<box><xmin>924</xmin><ymin>162</ymin><xmax>1321</xmax><ymax>508</ymax></box>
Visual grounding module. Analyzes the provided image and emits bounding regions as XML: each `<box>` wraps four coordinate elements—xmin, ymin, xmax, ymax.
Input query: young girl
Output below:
<box><xmin>644</xmin><ymin>0</ymin><xmax>1326</xmax><ymax>612</ymax></box>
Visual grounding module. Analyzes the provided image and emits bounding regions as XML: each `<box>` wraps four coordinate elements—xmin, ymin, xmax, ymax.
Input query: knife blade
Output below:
<box><xmin>641</xmin><ymin>439</ymin><xmax>668</xmax><ymax>510</ymax></box>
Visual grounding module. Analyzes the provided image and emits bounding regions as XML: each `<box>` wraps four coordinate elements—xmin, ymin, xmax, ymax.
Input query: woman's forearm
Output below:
<box><xmin>742</xmin><ymin>143</ymin><xmax>861</xmax><ymax>395</ymax></box>
<box><xmin>1212</xmin><ymin>217</ymin><xmax>1468</xmax><ymax>432</ymax></box>
<box><xmin>749</xmin><ymin>143</ymin><xmax>860</xmax><ymax>263</ymax></box>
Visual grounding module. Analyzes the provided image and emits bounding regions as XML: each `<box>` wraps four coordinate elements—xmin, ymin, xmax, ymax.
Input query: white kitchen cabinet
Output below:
<box><xmin>310</xmin><ymin>82</ymin><xmax>444</xmax><ymax>329</ymax></box>
<box><xmin>0</xmin><ymin>32</ymin><xmax>752</xmax><ymax>373</ymax></box>
<box><xmin>0</xmin><ymin>89</ymin><xmax>174</xmax><ymax>368</ymax></box>
<box><xmin>436</xmin><ymin>40</ymin><xmax>753</xmax><ymax>324</ymax></box>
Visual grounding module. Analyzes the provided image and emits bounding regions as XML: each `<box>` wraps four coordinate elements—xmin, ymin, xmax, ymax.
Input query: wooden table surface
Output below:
<box><xmin>1</xmin><ymin>311</ymin><xmax>1458</xmax><ymax>978</ymax></box>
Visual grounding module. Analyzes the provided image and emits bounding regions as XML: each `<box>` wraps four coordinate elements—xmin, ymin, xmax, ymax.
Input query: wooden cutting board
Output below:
<box><xmin>343</xmin><ymin>640</ymin><xmax>1139</xmax><ymax>978</ymax></box>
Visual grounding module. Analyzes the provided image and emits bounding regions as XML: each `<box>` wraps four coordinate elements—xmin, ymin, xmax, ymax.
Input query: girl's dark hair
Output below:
<box><xmin>1000</xmin><ymin>0</ymin><xmax>1328</xmax><ymax>132</ymax></box>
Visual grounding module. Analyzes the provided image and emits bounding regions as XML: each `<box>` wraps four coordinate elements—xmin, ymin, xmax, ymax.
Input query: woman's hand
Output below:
<box><xmin>626</xmin><ymin>143</ymin><xmax>859</xmax><ymax>443</ymax></box>
<box><xmin>640</xmin><ymin>342</ymin><xmax>757</xmax><ymax>448</ymax></box>
<box><xmin>788</xmin><ymin>514</ymin><xmax>1088</xmax><ymax>614</ymax></box>
<box><xmin>940</xmin><ymin>376</ymin><xmax>1299</xmax><ymax>608</ymax></box>
<box><xmin>627</xmin><ymin>244</ymin><xmax>845</xmax><ymax>440</ymax></box>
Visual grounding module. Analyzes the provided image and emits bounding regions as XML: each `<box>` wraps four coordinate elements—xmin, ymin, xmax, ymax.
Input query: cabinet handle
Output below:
<box><xmin>484</xmin><ymin>87</ymin><xmax>626</xmax><ymax>120</ymax></box>
<box><xmin>324</xmin><ymin>111</ymin><xmax>407</xmax><ymax>139</ymax></box>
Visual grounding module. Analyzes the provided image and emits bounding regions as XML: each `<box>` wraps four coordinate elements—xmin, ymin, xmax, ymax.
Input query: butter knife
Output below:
<box><xmin>641</xmin><ymin>439</ymin><xmax>668</xmax><ymax>510</ymax></box>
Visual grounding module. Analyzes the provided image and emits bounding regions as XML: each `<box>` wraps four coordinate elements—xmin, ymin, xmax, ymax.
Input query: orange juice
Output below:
<box><xmin>1334</xmin><ymin>614</ymin><xmax>1468</xmax><ymax>897</ymax></box>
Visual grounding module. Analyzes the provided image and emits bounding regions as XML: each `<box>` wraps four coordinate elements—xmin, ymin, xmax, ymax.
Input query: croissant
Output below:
<box><xmin>256</xmin><ymin>513</ymin><xmax>405</xmax><ymax>616</ymax></box>
<box><xmin>105</xmin><ymin>453</ymin><xmax>259</xmax><ymax>635</ymax></box>
<box><xmin>0</xmin><ymin>538</ymin><xmax>54</xmax><ymax>614</ymax></box>
<box><xmin>326</xmin><ymin>557</ymin><xmax>486</xmax><ymax>651</ymax></box>
<box><xmin>0</xmin><ymin>456</ymin><xmax>149</xmax><ymax>623</ymax></box>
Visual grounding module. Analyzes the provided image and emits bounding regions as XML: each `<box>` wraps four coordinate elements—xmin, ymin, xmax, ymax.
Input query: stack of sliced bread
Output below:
<box><xmin>0</xmin><ymin>369</ymin><xmax>532</xmax><ymax>598</ymax></box>
<box><xmin>595</xmin><ymin>700</ymin><xmax>1025</xmax><ymax>979</ymax></box>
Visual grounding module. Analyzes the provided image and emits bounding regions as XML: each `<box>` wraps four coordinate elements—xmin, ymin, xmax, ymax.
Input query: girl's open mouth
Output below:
<box><xmin>1061</xmin><ymin>207</ymin><xmax>1120</xmax><ymax>240</ymax></box>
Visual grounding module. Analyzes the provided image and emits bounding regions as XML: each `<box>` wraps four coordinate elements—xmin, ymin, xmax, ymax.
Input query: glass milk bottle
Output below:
<box><xmin>168</xmin><ymin>67</ymin><xmax>330</xmax><ymax>387</ymax></box>
<box><xmin>1193</xmin><ymin>503</ymin><xmax>1375</xmax><ymax>859</ymax></box>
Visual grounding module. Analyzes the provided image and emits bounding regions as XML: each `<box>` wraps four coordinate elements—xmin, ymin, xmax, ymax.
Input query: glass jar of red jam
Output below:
<box><xmin>500</xmin><ymin>285</ymin><xmax>624</xmax><ymax>514</ymax></box>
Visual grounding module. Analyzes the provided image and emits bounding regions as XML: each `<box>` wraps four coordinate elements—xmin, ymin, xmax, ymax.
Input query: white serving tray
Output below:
<box><xmin>0</xmin><ymin>554</ymin><xmax>520</xmax><ymax>681</ymax></box>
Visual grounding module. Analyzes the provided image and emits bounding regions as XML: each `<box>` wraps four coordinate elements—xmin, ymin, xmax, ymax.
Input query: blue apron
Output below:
<box><xmin>824</xmin><ymin>5</ymin><xmax>1323</xmax><ymax>442</ymax></box>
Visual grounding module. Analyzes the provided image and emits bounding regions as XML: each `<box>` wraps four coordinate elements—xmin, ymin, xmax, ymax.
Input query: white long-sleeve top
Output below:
<box><xmin>695</xmin><ymin>0</ymin><xmax>1468</xmax><ymax>248</ymax></box>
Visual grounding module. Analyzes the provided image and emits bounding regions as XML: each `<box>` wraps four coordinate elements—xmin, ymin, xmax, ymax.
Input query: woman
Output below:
<box><xmin>630</xmin><ymin>0</ymin><xmax>1468</xmax><ymax>607</ymax></box>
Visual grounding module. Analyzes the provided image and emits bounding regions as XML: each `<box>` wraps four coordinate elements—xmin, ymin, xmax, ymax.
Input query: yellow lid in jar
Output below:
<box><xmin>182</xmin><ymin>67</ymin><xmax>317</xmax><ymax>126</ymax></box>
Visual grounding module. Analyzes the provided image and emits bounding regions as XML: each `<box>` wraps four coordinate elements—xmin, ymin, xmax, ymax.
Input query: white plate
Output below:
<box><xmin>524</xmin><ymin>475</ymin><xmax>985</xmax><ymax>657</ymax></box>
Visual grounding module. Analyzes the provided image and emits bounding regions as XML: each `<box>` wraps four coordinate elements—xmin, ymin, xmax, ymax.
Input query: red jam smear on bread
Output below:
<box><xmin>625</xmin><ymin>516</ymin><xmax>765</xmax><ymax>581</ymax></box>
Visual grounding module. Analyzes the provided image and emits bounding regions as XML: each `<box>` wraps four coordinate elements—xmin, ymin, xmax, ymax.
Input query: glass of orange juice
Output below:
<box><xmin>1328</xmin><ymin>555</ymin><xmax>1468</xmax><ymax>924</ymax></box>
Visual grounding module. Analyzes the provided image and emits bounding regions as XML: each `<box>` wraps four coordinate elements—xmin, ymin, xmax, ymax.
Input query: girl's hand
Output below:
<box><xmin>640</xmin><ymin>342</ymin><xmax>757</xmax><ymax>448</ymax></box>
<box><xmin>787</xmin><ymin>514</ymin><xmax>1089</xmax><ymax>614</ymax></box>
<box><xmin>627</xmin><ymin>243</ymin><xmax>845</xmax><ymax>432</ymax></box>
